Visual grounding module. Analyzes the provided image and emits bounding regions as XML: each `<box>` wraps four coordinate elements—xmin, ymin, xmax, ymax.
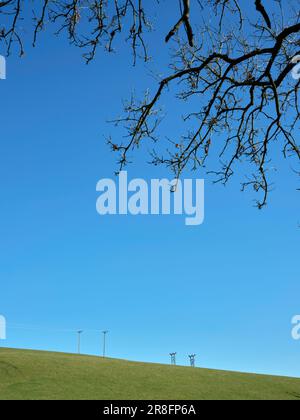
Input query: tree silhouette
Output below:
<box><xmin>1</xmin><ymin>0</ymin><xmax>299</xmax><ymax>207</ymax></box>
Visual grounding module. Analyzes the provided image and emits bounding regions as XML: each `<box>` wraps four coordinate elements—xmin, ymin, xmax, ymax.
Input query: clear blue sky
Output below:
<box><xmin>0</xmin><ymin>2</ymin><xmax>299</xmax><ymax>378</ymax></box>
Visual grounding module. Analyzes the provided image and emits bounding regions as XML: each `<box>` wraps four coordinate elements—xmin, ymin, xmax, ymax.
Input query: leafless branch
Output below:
<box><xmin>166</xmin><ymin>0</ymin><xmax>194</xmax><ymax>47</ymax></box>
<box><xmin>255</xmin><ymin>0</ymin><xmax>272</xmax><ymax>29</ymax></box>
<box><xmin>1</xmin><ymin>0</ymin><xmax>299</xmax><ymax>208</ymax></box>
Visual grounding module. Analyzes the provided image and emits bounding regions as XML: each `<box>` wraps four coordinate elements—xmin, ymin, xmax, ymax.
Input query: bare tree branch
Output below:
<box><xmin>255</xmin><ymin>0</ymin><xmax>272</xmax><ymax>29</ymax></box>
<box><xmin>1</xmin><ymin>0</ymin><xmax>299</xmax><ymax>208</ymax></box>
<box><xmin>165</xmin><ymin>0</ymin><xmax>194</xmax><ymax>47</ymax></box>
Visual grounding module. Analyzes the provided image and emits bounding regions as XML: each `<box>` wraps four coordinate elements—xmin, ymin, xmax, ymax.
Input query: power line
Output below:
<box><xmin>6</xmin><ymin>322</ymin><xmax>199</xmax><ymax>368</ymax></box>
<box><xmin>8</xmin><ymin>324</ymin><xmax>76</xmax><ymax>333</ymax></box>
<box><xmin>7</xmin><ymin>323</ymin><xmax>104</xmax><ymax>334</ymax></box>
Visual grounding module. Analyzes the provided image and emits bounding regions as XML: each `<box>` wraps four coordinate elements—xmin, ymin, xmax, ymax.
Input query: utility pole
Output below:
<box><xmin>189</xmin><ymin>354</ymin><xmax>196</xmax><ymax>368</ymax></box>
<box><xmin>170</xmin><ymin>352</ymin><xmax>177</xmax><ymax>366</ymax></box>
<box><xmin>77</xmin><ymin>330</ymin><xmax>83</xmax><ymax>354</ymax></box>
<box><xmin>102</xmin><ymin>330</ymin><xmax>109</xmax><ymax>358</ymax></box>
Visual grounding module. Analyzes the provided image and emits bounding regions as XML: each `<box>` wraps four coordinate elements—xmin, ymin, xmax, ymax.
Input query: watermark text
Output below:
<box><xmin>291</xmin><ymin>55</ymin><xmax>300</xmax><ymax>80</ymax></box>
<box><xmin>0</xmin><ymin>55</ymin><xmax>6</xmax><ymax>80</ymax></box>
<box><xmin>292</xmin><ymin>315</ymin><xmax>300</xmax><ymax>341</ymax></box>
<box><xmin>96</xmin><ymin>172</ymin><xmax>205</xmax><ymax>226</ymax></box>
<box><xmin>0</xmin><ymin>315</ymin><xmax>6</xmax><ymax>340</ymax></box>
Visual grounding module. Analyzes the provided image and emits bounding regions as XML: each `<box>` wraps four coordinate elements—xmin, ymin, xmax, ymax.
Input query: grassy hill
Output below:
<box><xmin>0</xmin><ymin>348</ymin><xmax>299</xmax><ymax>400</ymax></box>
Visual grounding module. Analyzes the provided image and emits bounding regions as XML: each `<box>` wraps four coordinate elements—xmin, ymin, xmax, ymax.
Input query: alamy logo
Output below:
<box><xmin>0</xmin><ymin>315</ymin><xmax>6</xmax><ymax>340</ymax></box>
<box><xmin>291</xmin><ymin>315</ymin><xmax>300</xmax><ymax>341</ymax></box>
<box><xmin>291</xmin><ymin>55</ymin><xmax>300</xmax><ymax>80</ymax></box>
<box><xmin>0</xmin><ymin>55</ymin><xmax>6</xmax><ymax>80</ymax></box>
<box><xmin>96</xmin><ymin>171</ymin><xmax>205</xmax><ymax>226</ymax></box>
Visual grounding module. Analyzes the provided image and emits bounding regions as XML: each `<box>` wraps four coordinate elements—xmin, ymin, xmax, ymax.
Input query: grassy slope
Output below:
<box><xmin>0</xmin><ymin>348</ymin><xmax>299</xmax><ymax>400</ymax></box>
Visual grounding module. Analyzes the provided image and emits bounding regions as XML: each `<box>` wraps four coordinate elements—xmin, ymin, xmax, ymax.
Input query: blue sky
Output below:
<box><xmin>0</xmin><ymin>2</ymin><xmax>299</xmax><ymax>378</ymax></box>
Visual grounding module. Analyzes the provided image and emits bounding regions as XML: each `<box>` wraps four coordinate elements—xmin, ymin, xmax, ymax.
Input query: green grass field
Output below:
<box><xmin>0</xmin><ymin>348</ymin><xmax>299</xmax><ymax>400</ymax></box>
